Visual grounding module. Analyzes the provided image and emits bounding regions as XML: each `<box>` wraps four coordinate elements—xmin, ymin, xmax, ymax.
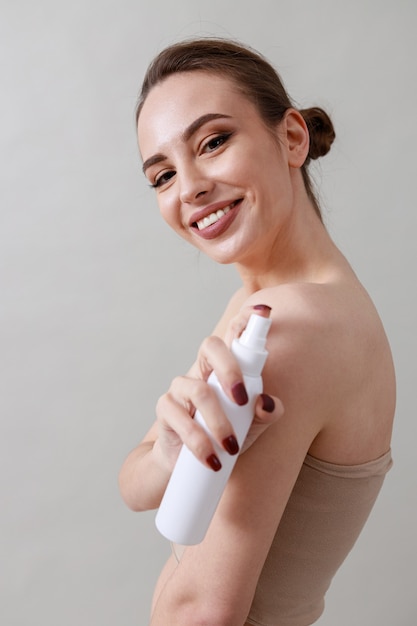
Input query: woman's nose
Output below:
<box><xmin>178</xmin><ymin>165</ymin><xmax>213</xmax><ymax>204</ymax></box>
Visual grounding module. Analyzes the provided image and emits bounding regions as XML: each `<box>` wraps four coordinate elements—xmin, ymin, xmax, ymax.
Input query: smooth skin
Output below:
<box><xmin>119</xmin><ymin>72</ymin><xmax>395</xmax><ymax>626</ymax></box>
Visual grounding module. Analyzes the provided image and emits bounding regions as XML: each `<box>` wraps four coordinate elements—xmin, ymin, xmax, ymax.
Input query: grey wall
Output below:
<box><xmin>1</xmin><ymin>1</ymin><xmax>415</xmax><ymax>624</ymax></box>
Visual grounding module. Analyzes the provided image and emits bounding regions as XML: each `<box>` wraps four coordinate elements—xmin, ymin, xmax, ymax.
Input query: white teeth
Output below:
<box><xmin>196</xmin><ymin>205</ymin><xmax>232</xmax><ymax>230</ymax></box>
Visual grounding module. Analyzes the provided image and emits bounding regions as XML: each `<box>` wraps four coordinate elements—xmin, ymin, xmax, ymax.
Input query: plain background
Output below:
<box><xmin>1</xmin><ymin>1</ymin><xmax>416</xmax><ymax>624</ymax></box>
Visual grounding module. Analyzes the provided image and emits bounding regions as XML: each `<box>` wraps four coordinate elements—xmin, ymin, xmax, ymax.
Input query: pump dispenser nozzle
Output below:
<box><xmin>231</xmin><ymin>312</ymin><xmax>271</xmax><ymax>377</ymax></box>
<box><xmin>239</xmin><ymin>312</ymin><xmax>272</xmax><ymax>351</ymax></box>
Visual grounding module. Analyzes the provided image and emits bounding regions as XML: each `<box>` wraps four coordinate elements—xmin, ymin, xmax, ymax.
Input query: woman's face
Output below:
<box><xmin>138</xmin><ymin>71</ymin><xmax>297</xmax><ymax>266</ymax></box>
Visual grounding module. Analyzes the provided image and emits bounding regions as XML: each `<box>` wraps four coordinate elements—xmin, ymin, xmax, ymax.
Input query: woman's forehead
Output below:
<box><xmin>137</xmin><ymin>72</ymin><xmax>254</xmax><ymax>150</ymax></box>
<box><xmin>140</xmin><ymin>71</ymin><xmax>243</xmax><ymax>116</ymax></box>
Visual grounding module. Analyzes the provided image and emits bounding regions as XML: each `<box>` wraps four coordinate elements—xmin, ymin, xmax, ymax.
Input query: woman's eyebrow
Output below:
<box><xmin>142</xmin><ymin>153</ymin><xmax>166</xmax><ymax>174</ymax></box>
<box><xmin>142</xmin><ymin>113</ymin><xmax>232</xmax><ymax>174</ymax></box>
<box><xmin>182</xmin><ymin>113</ymin><xmax>232</xmax><ymax>142</ymax></box>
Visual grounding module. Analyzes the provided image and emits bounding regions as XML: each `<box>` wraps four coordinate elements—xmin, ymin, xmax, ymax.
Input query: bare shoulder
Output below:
<box><xmin>244</xmin><ymin>280</ymin><xmax>396</xmax><ymax>463</ymax></box>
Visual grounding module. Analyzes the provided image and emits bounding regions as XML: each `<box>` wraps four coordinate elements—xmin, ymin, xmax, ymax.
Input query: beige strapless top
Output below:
<box><xmin>246</xmin><ymin>450</ymin><xmax>393</xmax><ymax>625</ymax></box>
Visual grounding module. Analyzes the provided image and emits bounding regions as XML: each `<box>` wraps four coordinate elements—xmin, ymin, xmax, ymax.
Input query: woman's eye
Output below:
<box><xmin>152</xmin><ymin>170</ymin><xmax>176</xmax><ymax>189</ymax></box>
<box><xmin>203</xmin><ymin>133</ymin><xmax>232</xmax><ymax>153</ymax></box>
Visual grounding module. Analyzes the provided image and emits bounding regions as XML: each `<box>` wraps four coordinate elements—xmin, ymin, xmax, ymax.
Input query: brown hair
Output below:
<box><xmin>136</xmin><ymin>38</ymin><xmax>335</xmax><ymax>220</ymax></box>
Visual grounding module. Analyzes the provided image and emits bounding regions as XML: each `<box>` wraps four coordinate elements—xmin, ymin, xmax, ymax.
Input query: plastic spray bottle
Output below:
<box><xmin>155</xmin><ymin>311</ymin><xmax>272</xmax><ymax>545</ymax></box>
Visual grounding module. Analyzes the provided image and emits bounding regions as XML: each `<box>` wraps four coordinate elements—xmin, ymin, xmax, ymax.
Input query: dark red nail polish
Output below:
<box><xmin>206</xmin><ymin>454</ymin><xmax>222</xmax><ymax>471</ymax></box>
<box><xmin>253</xmin><ymin>304</ymin><xmax>272</xmax><ymax>312</ymax></box>
<box><xmin>222</xmin><ymin>435</ymin><xmax>239</xmax><ymax>455</ymax></box>
<box><xmin>232</xmin><ymin>382</ymin><xmax>248</xmax><ymax>406</ymax></box>
<box><xmin>261</xmin><ymin>393</ymin><xmax>275</xmax><ymax>413</ymax></box>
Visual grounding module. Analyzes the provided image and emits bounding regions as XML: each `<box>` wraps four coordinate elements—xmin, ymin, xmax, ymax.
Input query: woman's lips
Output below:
<box><xmin>191</xmin><ymin>199</ymin><xmax>242</xmax><ymax>240</ymax></box>
<box><xmin>196</xmin><ymin>203</ymin><xmax>233</xmax><ymax>230</ymax></box>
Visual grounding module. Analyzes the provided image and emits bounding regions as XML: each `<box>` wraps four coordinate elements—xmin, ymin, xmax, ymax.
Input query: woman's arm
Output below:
<box><xmin>118</xmin><ymin>389</ymin><xmax>282</xmax><ymax>513</ymax></box>
<box><xmin>118</xmin><ymin>303</ymin><xmax>282</xmax><ymax>512</ymax></box>
<box><xmin>149</xmin><ymin>293</ymin><xmax>335</xmax><ymax>626</ymax></box>
<box><xmin>118</xmin><ymin>422</ymin><xmax>172</xmax><ymax>511</ymax></box>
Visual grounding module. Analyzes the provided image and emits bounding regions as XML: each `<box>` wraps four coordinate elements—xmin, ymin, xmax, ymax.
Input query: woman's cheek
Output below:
<box><xmin>158</xmin><ymin>193</ymin><xmax>177</xmax><ymax>227</ymax></box>
<box><xmin>160</xmin><ymin>197</ymin><xmax>192</xmax><ymax>240</ymax></box>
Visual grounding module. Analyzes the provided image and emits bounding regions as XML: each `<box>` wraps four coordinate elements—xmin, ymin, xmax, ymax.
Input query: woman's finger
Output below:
<box><xmin>156</xmin><ymin>376</ymin><xmax>239</xmax><ymax>470</ymax></box>
<box><xmin>196</xmin><ymin>335</ymin><xmax>249</xmax><ymax>407</ymax></box>
<box><xmin>240</xmin><ymin>393</ymin><xmax>285</xmax><ymax>453</ymax></box>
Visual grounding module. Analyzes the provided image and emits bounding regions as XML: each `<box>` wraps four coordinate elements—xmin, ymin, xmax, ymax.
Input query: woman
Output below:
<box><xmin>119</xmin><ymin>39</ymin><xmax>395</xmax><ymax>625</ymax></box>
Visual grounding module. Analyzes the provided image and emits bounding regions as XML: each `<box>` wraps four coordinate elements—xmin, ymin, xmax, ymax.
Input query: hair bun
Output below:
<box><xmin>300</xmin><ymin>107</ymin><xmax>335</xmax><ymax>160</ymax></box>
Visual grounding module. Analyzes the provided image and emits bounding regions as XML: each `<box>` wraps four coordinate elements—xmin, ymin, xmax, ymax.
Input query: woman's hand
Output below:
<box><xmin>154</xmin><ymin>305</ymin><xmax>284</xmax><ymax>472</ymax></box>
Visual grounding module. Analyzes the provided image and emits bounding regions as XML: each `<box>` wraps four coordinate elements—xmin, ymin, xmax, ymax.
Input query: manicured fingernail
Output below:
<box><xmin>222</xmin><ymin>435</ymin><xmax>239</xmax><ymax>455</ymax></box>
<box><xmin>261</xmin><ymin>393</ymin><xmax>275</xmax><ymax>413</ymax></box>
<box><xmin>206</xmin><ymin>454</ymin><xmax>222</xmax><ymax>471</ymax></box>
<box><xmin>231</xmin><ymin>382</ymin><xmax>249</xmax><ymax>406</ymax></box>
<box><xmin>253</xmin><ymin>304</ymin><xmax>272</xmax><ymax>312</ymax></box>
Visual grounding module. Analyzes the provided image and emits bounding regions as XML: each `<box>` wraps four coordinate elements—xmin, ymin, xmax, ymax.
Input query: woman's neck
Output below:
<box><xmin>234</xmin><ymin>196</ymin><xmax>347</xmax><ymax>293</ymax></box>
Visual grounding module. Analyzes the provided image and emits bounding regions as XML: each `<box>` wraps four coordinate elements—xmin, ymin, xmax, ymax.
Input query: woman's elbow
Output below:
<box><xmin>118</xmin><ymin>464</ymin><xmax>144</xmax><ymax>512</ymax></box>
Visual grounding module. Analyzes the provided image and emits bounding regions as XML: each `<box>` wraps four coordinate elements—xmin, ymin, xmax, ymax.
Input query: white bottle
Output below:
<box><xmin>155</xmin><ymin>312</ymin><xmax>272</xmax><ymax>545</ymax></box>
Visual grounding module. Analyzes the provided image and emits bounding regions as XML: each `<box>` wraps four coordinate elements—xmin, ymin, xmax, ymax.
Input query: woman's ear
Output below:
<box><xmin>281</xmin><ymin>109</ymin><xmax>310</xmax><ymax>168</ymax></box>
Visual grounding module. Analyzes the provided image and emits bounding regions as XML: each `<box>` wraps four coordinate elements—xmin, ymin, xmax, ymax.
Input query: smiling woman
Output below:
<box><xmin>119</xmin><ymin>38</ymin><xmax>395</xmax><ymax>626</ymax></box>
<box><xmin>137</xmin><ymin>70</ymin><xmax>310</xmax><ymax>264</ymax></box>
